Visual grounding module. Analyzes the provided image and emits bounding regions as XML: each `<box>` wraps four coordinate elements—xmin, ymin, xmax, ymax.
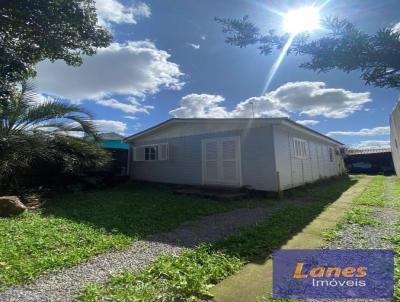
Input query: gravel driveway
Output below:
<box><xmin>307</xmin><ymin>177</ymin><xmax>399</xmax><ymax>302</ymax></box>
<box><xmin>0</xmin><ymin>207</ymin><xmax>269</xmax><ymax>302</ymax></box>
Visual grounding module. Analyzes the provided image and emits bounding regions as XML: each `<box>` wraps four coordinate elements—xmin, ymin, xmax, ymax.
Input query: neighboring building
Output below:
<box><xmin>390</xmin><ymin>102</ymin><xmax>400</xmax><ymax>176</ymax></box>
<box><xmin>97</xmin><ymin>132</ymin><xmax>129</xmax><ymax>150</ymax></box>
<box><xmin>345</xmin><ymin>148</ymin><xmax>394</xmax><ymax>174</ymax></box>
<box><xmin>91</xmin><ymin>132</ymin><xmax>129</xmax><ymax>175</ymax></box>
<box><xmin>125</xmin><ymin>118</ymin><xmax>345</xmax><ymax>191</ymax></box>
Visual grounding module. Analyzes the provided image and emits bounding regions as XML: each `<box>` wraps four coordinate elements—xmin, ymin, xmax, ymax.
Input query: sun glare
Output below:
<box><xmin>283</xmin><ymin>6</ymin><xmax>320</xmax><ymax>34</ymax></box>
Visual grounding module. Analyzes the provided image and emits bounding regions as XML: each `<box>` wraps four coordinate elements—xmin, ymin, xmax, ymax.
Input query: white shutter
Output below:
<box><xmin>133</xmin><ymin>146</ymin><xmax>145</xmax><ymax>161</ymax></box>
<box><xmin>158</xmin><ymin>143</ymin><xmax>169</xmax><ymax>161</ymax></box>
<box><xmin>222</xmin><ymin>139</ymin><xmax>237</xmax><ymax>181</ymax></box>
<box><xmin>204</xmin><ymin>141</ymin><xmax>218</xmax><ymax>181</ymax></box>
<box><xmin>202</xmin><ymin>137</ymin><xmax>241</xmax><ymax>185</ymax></box>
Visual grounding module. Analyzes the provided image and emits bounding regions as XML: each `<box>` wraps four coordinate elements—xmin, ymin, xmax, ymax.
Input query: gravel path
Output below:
<box><xmin>325</xmin><ymin>177</ymin><xmax>399</xmax><ymax>250</ymax></box>
<box><xmin>0</xmin><ymin>207</ymin><xmax>268</xmax><ymax>302</ymax></box>
<box><xmin>307</xmin><ymin>177</ymin><xmax>399</xmax><ymax>302</ymax></box>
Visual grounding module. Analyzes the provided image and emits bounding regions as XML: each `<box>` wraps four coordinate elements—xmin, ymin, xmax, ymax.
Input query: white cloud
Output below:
<box><xmin>170</xmin><ymin>94</ymin><xmax>229</xmax><ymax>118</ymax></box>
<box><xmin>187</xmin><ymin>43</ymin><xmax>200</xmax><ymax>50</ymax></box>
<box><xmin>265</xmin><ymin>82</ymin><xmax>371</xmax><ymax>118</ymax></box>
<box><xmin>36</xmin><ymin>41</ymin><xmax>184</xmax><ymax>103</ymax></box>
<box><xmin>327</xmin><ymin>126</ymin><xmax>390</xmax><ymax>137</ymax></box>
<box><xmin>201</xmin><ymin>35</ymin><xmax>206</xmax><ymax>40</ymax></box>
<box><xmin>95</xmin><ymin>0</ymin><xmax>150</xmax><ymax>27</ymax></box>
<box><xmin>169</xmin><ymin>93</ymin><xmax>287</xmax><ymax>119</ymax></box>
<box><xmin>123</xmin><ymin>115</ymin><xmax>138</xmax><ymax>120</ymax></box>
<box><xmin>296</xmin><ymin>120</ymin><xmax>320</xmax><ymax>126</ymax></box>
<box><xmin>170</xmin><ymin>82</ymin><xmax>370</xmax><ymax>119</ymax></box>
<box><xmin>92</xmin><ymin>120</ymin><xmax>127</xmax><ymax>134</ymax></box>
<box><xmin>352</xmin><ymin>140</ymin><xmax>391</xmax><ymax>149</ymax></box>
<box><xmin>95</xmin><ymin>98</ymin><xmax>153</xmax><ymax>114</ymax></box>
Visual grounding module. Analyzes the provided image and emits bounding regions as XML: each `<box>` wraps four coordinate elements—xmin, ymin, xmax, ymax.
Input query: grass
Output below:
<box><xmin>214</xmin><ymin>205</ymin><xmax>327</xmax><ymax>260</ymax></box>
<box><xmin>76</xmin><ymin>205</ymin><xmax>330</xmax><ymax>302</ymax></box>
<box><xmin>352</xmin><ymin>175</ymin><xmax>386</xmax><ymax>207</ymax></box>
<box><xmin>342</xmin><ymin>207</ymin><xmax>379</xmax><ymax>226</ymax></box>
<box><xmin>76</xmin><ymin>245</ymin><xmax>242</xmax><ymax>302</ymax></box>
<box><xmin>76</xmin><ymin>175</ymin><xmax>358</xmax><ymax>302</ymax></box>
<box><xmin>0</xmin><ymin>211</ymin><xmax>131</xmax><ymax>288</ymax></box>
<box><xmin>386</xmin><ymin>178</ymin><xmax>400</xmax><ymax>300</ymax></box>
<box><xmin>0</xmin><ymin>182</ymin><xmax>276</xmax><ymax>287</ymax></box>
<box><xmin>322</xmin><ymin>176</ymin><xmax>384</xmax><ymax>242</ymax></box>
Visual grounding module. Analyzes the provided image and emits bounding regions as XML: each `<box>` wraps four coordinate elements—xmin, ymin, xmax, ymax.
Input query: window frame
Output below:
<box><xmin>133</xmin><ymin>143</ymin><xmax>169</xmax><ymax>162</ymax></box>
<box><xmin>293</xmin><ymin>137</ymin><xmax>308</xmax><ymax>159</ymax></box>
<box><xmin>328</xmin><ymin>147</ymin><xmax>334</xmax><ymax>162</ymax></box>
<box><xmin>144</xmin><ymin>145</ymin><xmax>159</xmax><ymax>161</ymax></box>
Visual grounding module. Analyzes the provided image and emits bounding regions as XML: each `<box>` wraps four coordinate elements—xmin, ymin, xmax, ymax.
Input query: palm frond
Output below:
<box><xmin>63</xmin><ymin>114</ymin><xmax>100</xmax><ymax>140</ymax></box>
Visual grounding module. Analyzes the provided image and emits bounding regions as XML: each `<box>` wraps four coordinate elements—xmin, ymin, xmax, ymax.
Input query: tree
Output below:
<box><xmin>0</xmin><ymin>82</ymin><xmax>111</xmax><ymax>189</ymax></box>
<box><xmin>216</xmin><ymin>16</ymin><xmax>400</xmax><ymax>89</ymax></box>
<box><xmin>0</xmin><ymin>0</ymin><xmax>112</xmax><ymax>96</ymax></box>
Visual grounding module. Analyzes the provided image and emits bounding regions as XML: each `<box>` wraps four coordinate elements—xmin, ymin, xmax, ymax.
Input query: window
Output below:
<box><xmin>145</xmin><ymin>146</ymin><xmax>158</xmax><ymax>161</ymax></box>
<box><xmin>133</xmin><ymin>143</ymin><xmax>169</xmax><ymax>161</ymax></box>
<box><xmin>329</xmin><ymin>147</ymin><xmax>334</xmax><ymax>162</ymax></box>
<box><xmin>294</xmin><ymin>138</ymin><xmax>307</xmax><ymax>159</ymax></box>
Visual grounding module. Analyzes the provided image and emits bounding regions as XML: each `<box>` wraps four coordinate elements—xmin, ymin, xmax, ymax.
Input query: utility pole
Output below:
<box><xmin>250</xmin><ymin>102</ymin><xmax>254</xmax><ymax>118</ymax></box>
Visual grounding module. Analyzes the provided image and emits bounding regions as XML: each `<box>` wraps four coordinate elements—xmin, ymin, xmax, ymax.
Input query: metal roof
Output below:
<box><xmin>124</xmin><ymin>117</ymin><xmax>344</xmax><ymax>146</ymax></box>
<box><xmin>345</xmin><ymin>148</ymin><xmax>392</xmax><ymax>155</ymax></box>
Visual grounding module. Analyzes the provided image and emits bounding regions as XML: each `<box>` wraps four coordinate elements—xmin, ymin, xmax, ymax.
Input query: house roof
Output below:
<box><xmin>345</xmin><ymin>148</ymin><xmax>392</xmax><ymax>155</ymax></box>
<box><xmin>99</xmin><ymin>132</ymin><xmax>125</xmax><ymax>140</ymax></box>
<box><xmin>124</xmin><ymin>118</ymin><xmax>344</xmax><ymax>146</ymax></box>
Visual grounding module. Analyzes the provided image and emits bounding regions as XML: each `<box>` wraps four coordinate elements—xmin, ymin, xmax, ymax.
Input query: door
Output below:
<box><xmin>202</xmin><ymin>136</ymin><xmax>241</xmax><ymax>186</ymax></box>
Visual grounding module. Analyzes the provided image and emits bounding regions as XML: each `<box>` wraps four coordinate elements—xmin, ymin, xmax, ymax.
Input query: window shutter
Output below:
<box><xmin>158</xmin><ymin>143</ymin><xmax>169</xmax><ymax>161</ymax></box>
<box><xmin>133</xmin><ymin>146</ymin><xmax>145</xmax><ymax>161</ymax></box>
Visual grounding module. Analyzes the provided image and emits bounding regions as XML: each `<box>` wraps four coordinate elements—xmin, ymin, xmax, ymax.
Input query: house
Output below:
<box><xmin>96</xmin><ymin>132</ymin><xmax>129</xmax><ymax>150</ymax></box>
<box><xmin>390</xmin><ymin>101</ymin><xmax>400</xmax><ymax>176</ymax></box>
<box><xmin>125</xmin><ymin>118</ymin><xmax>346</xmax><ymax>191</ymax></box>
<box><xmin>87</xmin><ymin>132</ymin><xmax>129</xmax><ymax>175</ymax></box>
<box><xmin>345</xmin><ymin>148</ymin><xmax>394</xmax><ymax>175</ymax></box>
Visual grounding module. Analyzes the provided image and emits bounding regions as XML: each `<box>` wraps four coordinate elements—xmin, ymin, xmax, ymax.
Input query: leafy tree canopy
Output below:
<box><xmin>216</xmin><ymin>16</ymin><xmax>400</xmax><ymax>89</ymax></box>
<box><xmin>0</xmin><ymin>0</ymin><xmax>112</xmax><ymax>95</ymax></box>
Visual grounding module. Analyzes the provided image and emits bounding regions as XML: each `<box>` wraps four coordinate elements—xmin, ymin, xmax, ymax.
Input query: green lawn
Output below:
<box><xmin>387</xmin><ymin>178</ymin><xmax>400</xmax><ymax>300</ymax></box>
<box><xmin>0</xmin><ymin>182</ymin><xmax>275</xmax><ymax>288</ymax></box>
<box><xmin>76</xmin><ymin>175</ymin><xmax>359</xmax><ymax>302</ymax></box>
<box><xmin>0</xmin><ymin>175</ymin><xmax>357</xmax><ymax>292</ymax></box>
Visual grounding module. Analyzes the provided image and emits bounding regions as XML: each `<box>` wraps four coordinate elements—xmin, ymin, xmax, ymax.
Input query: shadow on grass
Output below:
<box><xmin>213</xmin><ymin>174</ymin><xmax>360</xmax><ymax>264</ymax></box>
<box><xmin>42</xmin><ymin>182</ymin><xmax>276</xmax><ymax>240</ymax></box>
<box><xmin>43</xmin><ymin>175</ymin><xmax>358</xmax><ymax>254</ymax></box>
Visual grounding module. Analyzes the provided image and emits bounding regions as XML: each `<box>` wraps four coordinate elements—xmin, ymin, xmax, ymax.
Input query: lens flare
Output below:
<box><xmin>283</xmin><ymin>6</ymin><xmax>320</xmax><ymax>34</ymax></box>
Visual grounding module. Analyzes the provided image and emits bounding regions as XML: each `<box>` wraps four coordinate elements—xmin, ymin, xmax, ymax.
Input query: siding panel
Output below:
<box><xmin>129</xmin><ymin>126</ymin><xmax>278</xmax><ymax>191</ymax></box>
<box><xmin>273</xmin><ymin>125</ymin><xmax>343</xmax><ymax>190</ymax></box>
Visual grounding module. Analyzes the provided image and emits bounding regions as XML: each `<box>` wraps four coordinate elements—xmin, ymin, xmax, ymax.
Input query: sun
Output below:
<box><xmin>283</xmin><ymin>6</ymin><xmax>321</xmax><ymax>34</ymax></box>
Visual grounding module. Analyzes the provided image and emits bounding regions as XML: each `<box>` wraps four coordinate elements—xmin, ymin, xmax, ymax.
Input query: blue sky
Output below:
<box><xmin>35</xmin><ymin>0</ymin><xmax>400</xmax><ymax>148</ymax></box>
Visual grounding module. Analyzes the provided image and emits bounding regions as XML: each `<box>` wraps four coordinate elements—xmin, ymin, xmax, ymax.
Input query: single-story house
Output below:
<box><xmin>125</xmin><ymin>118</ymin><xmax>346</xmax><ymax>191</ymax></box>
<box><xmin>390</xmin><ymin>101</ymin><xmax>400</xmax><ymax>176</ymax></box>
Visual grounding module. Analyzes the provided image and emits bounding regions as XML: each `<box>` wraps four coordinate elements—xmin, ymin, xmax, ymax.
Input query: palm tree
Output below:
<box><xmin>0</xmin><ymin>82</ymin><xmax>111</xmax><ymax>190</ymax></box>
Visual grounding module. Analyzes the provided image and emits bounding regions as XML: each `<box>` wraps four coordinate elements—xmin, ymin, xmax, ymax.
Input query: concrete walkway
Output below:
<box><xmin>210</xmin><ymin>176</ymin><xmax>373</xmax><ymax>302</ymax></box>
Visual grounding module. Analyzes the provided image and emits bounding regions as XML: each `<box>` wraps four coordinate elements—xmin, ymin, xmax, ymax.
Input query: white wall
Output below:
<box><xmin>390</xmin><ymin>102</ymin><xmax>400</xmax><ymax>176</ymax></box>
<box><xmin>273</xmin><ymin>125</ymin><xmax>343</xmax><ymax>190</ymax></box>
<box><xmin>129</xmin><ymin>125</ymin><xmax>279</xmax><ymax>191</ymax></box>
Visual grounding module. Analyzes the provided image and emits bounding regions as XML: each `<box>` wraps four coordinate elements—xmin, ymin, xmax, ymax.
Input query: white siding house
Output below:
<box><xmin>125</xmin><ymin>118</ymin><xmax>345</xmax><ymax>191</ymax></box>
<box><xmin>390</xmin><ymin>102</ymin><xmax>400</xmax><ymax>176</ymax></box>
